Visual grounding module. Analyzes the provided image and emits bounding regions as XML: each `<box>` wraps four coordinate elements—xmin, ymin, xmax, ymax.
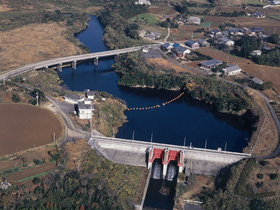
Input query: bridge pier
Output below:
<box><xmin>45</xmin><ymin>66</ymin><xmax>48</xmax><ymax>70</ymax></box>
<box><xmin>94</xmin><ymin>57</ymin><xmax>99</xmax><ymax>66</ymax></box>
<box><xmin>72</xmin><ymin>61</ymin><xmax>77</xmax><ymax>70</ymax></box>
<box><xmin>148</xmin><ymin>147</ymin><xmax>154</xmax><ymax>170</ymax></box>
<box><xmin>57</xmin><ymin>63</ymin><xmax>62</xmax><ymax>72</ymax></box>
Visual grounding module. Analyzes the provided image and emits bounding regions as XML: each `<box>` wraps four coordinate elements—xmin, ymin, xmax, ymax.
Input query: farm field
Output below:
<box><xmin>0</xmin><ymin>104</ymin><xmax>63</xmax><ymax>156</ymax></box>
<box><xmin>196</xmin><ymin>47</ymin><xmax>280</xmax><ymax>92</ymax></box>
<box><xmin>204</xmin><ymin>16</ymin><xmax>279</xmax><ymax>35</ymax></box>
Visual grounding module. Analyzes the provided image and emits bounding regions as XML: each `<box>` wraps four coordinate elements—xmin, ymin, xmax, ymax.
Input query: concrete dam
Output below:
<box><xmin>89</xmin><ymin>135</ymin><xmax>251</xmax><ymax>176</ymax></box>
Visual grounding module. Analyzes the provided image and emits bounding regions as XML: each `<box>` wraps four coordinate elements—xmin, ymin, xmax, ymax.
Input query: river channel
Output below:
<box><xmin>59</xmin><ymin>16</ymin><xmax>251</xmax><ymax>209</ymax></box>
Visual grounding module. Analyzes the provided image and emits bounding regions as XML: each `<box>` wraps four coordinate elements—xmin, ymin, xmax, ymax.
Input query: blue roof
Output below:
<box><xmin>173</xmin><ymin>43</ymin><xmax>180</xmax><ymax>48</ymax></box>
<box><xmin>200</xmin><ymin>59</ymin><xmax>223</xmax><ymax>67</ymax></box>
<box><xmin>251</xmin><ymin>27</ymin><xmax>264</xmax><ymax>32</ymax></box>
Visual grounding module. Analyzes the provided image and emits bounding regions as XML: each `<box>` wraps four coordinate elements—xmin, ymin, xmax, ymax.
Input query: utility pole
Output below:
<box><xmin>224</xmin><ymin>141</ymin><xmax>227</xmax><ymax>151</ymax></box>
<box><xmin>36</xmin><ymin>92</ymin><xmax>39</xmax><ymax>106</ymax></box>
<box><xmin>53</xmin><ymin>132</ymin><xmax>56</xmax><ymax>144</ymax></box>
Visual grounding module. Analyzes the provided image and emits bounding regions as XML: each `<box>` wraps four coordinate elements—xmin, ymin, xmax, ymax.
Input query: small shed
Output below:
<box><xmin>64</xmin><ymin>93</ymin><xmax>83</xmax><ymax>104</ymax></box>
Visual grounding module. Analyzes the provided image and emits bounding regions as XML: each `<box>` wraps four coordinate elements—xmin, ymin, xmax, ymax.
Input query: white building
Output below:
<box><xmin>271</xmin><ymin>0</ymin><xmax>280</xmax><ymax>4</ymax></box>
<box><xmin>64</xmin><ymin>93</ymin><xmax>84</xmax><ymax>104</ymax></box>
<box><xmin>187</xmin><ymin>16</ymin><xmax>201</xmax><ymax>25</ymax></box>
<box><xmin>135</xmin><ymin>0</ymin><xmax>151</xmax><ymax>5</ymax></box>
<box><xmin>251</xmin><ymin>77</ymin><xmax>264</xmax><ymax>85</ymax></box>
<box><xmin>0</xmin><ymin>179</ymin><xmax>11</xmax><ymax>190</ymax></box>
<box><xmin>78</xmin><ymin>101</ymin><xmax>94</xmax><ymax>119</ymax></box>
<box><xmin>218</xmin><ymin>37</ymin><xmax>234</xmax><ymax>46</ymax></box>
<box><xmin>251</xmin><ymin>50</ymin><xmax>262</xmax><ymax>56</ymax></box>
<box><xmin>86</xmin><ymin>90</ymin><xmax>95</xmax><ymax>99</ymax></box>
<box><xmin>223</xmin><ymin>64</ymin><xmax>242</xmax><ymax>76</ymax></box>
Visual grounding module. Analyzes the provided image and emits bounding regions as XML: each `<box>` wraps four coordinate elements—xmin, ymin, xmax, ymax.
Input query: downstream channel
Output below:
<box><xmin>59</xmin><ymin>16</ymin><xmax>251</xmax><ymax>209</ymax></box>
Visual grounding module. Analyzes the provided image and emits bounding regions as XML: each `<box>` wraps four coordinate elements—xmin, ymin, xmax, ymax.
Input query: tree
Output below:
<box><xmin>12</xmin><ymin>94</ymin><xmax>21</xmax><ymax>103</ymax></box>
<box><xmin>268</xmin><ymin>34</ymin><xmax>279</xmax><ymax>44</ymax></box>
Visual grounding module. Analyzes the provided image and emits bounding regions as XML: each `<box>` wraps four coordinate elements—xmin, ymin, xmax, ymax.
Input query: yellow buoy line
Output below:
<box><xmin>127</xmin><ymin>92</ymin><xmax>185</xmax><ymax>111</ymax></box>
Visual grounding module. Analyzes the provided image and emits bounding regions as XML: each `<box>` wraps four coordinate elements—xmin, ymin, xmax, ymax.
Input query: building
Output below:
<box><xmin>187</xmin><ymin>16</ymin><xmax>201</xmax><ymax>25</ymax></box>
<box><xmin>185</xmin><ymin>40</ymin><xmax>199</xmax><ymax>49</ymax></box>
<box><xmin>271</xmin><ymin>0</ymin><xmax>280</xmax><ymax>4</ymax></box>
<box><xmin>174</xmin><ymin>46</ymin><xmax>191</xmax><ymax>58</ymax></box>
<box><xmin>78</xmin><ymin>101</ymin><xmax>94</xmax><ymax>119</ymax></box>
<box><xmin>197</xmin><ymin>38</ymin><xmax>210</xmax><ymax>47</ymax></box>
<box><xmin>86</xmin><ymin>90</ymin><xmax>95</xmax><ymax>99</ymax></box>
<box><xmin>135</xmin><ymin>0</ymin><xmax>151</xmax><ymax>5</ymax></box>
<box><xmin>252</xmin><ymin>11</ymin><xmax>265</xmax><ymax>18</ymax></box>
<box><xmin>218</xmin><ymin>37</ymin><xmax>234</xmax><ymax>46</ymax></box>
<box><xmin>139</xmin><ymin>30</ymin><xmax>146</xmax><ymax>37</ymax></box>
<box><xmin>0</xmin><ymin>179</ymin><xmax>11</xmax><ymax>190</ymax></box>
<box><xmin>64</xmin><ymin>93</ymin><xmax>83</xmax><ymax>104</ymax></box>
<box><xmin>250</xmin><ymin>27</ymin><xmax>265</xmax><ymax>34</ymax></box>
<box><xmin>223</xmin><ymin>64</ymin><xmax>242</xmax><ymax>76</ymax></box>
<box><xmin>211</xmin><ymin>29</ymin><xmax>222</xmax><ymax>37</ymax></box>
<box><xmin>251</xmin><ymin>50</ymin><xmax>262</xmax><ymax>56</ymax></box>
<box><xmin>251</xmin><ymin>77</ymin><xmax>264</xmax><ymax>85</ymax></box>
<box><xmin>162</xmin><ymin>43</ymin><xmax>174</xmax><ymax>52</ymax></box>
<box><xmin>262</xmin><ymin>46</ymin><xmax>271</xmax><ymax>52</ymax></box>
<box><xmin>200</xmin><ymin>59</ymin><xmax>223</xmax><ymax>70</ymax></box>
<box><xmin>145</xmin><ymin>32</ymin><xmax>161</xmax><ymax>40</ymax></box>
<box><xmin>228</xmin><ymin>28</ymin><xmax>243</xmax><ymax>35</ymax></box>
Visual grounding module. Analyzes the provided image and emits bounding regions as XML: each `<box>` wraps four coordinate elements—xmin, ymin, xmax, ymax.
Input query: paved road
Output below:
<box><xmin>164</xmin><ymin>27</ymin><xmax>170</xmax><ymax>43</ymax></box>
<box><xmin>0</xmin><ymin>44</ymin><xmax>160</xmax><ymax>81</ymax></box>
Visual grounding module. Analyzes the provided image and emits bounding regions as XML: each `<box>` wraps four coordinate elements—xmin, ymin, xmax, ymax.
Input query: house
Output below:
<box><xmin>251</xmin><ymin>77</ymin><xmax>264</xmax><ymax>85</ymax></box>
<box><xmin>271</xmin><ymin>0</ymin><xmax>280</xmax><ymax>4</ymax></box>
<box><xmin>211</xmin><ymin>29</ymin><xmax>222</xmax><ymax>37</ymax></box>
<box><xmin>228</xmin><ymin>28</ymin><xmax>243</xmax><ymax>35</ymax></box>
<box><xmin>185</xmin><ymin>40</ymin><xmax>199</xmax><ymax>49</ymax></box>
<box><xmin>187</xmin><ymin>16</ymin><xmax>201</xmax><ymax>25</ymax></box>
<box><xmin>142</xmin><ymin>46</ymin><xmax>150</xmax><ymax>52</ymax></box>
<box><xmin>135</xmin><ymin>0</ymin><xmax>151</xmax><ymax>5</ymax></box>
<box><xmin>218</xmin><ymin>37</ymin><xmax>235</xmax><ymax>46</ymax></box>
<box><xmin>64</xmin><ymin>93</ymin><xmax>83</xmax><ymax>104</ymax></box>
<box><xmin>262</xmin><ymin>46</ymin><xmax>271</xmax><ymax>52</ymax></box>
<box><xmin>151</xmin><ymin>32</ymin><xmax>161</xmax><ymax>39</ymax></box>
<box><xmin>252</xmin><ymin>11</ymin><xmax>265</xmax><ymax>18</ymax></box>
<box><xmin>200</xmin><ymin>59</ymin><xmax>223</xmax><ymax>70</ymax></box>
<box><xmin>86</xmin><ymin>90</ymin><xmax>95</xmax><ymax>99</ymax></box>
<box><xmin>78</xmin><ymin>101</ymin><xmax>94</xmax><ymax>119</ymax></box>
<box><xmin>223</xmin><ymin>64</ymin><xmax>242</xmax><ymax>76</ymax></box>
<box><xmin>139</xmin><ymin>30</ymin><xmax>146</xmax><ymax>37</ymax></box>
<box><xmin>174</xmin><ymin>46</ymin><xmax>191</xmax><ymax>58</ymax></box>
<box><xmin>197</xmin><ymin>38</ymin><xmax>210</xmax><ymax>47</ymax></box>
<box><xmin>251</xmin><ymin>50</ymin><xmax>262</xmax><ymax>56</ymax></box>
<box><xmin>241</xmin><ymin>27</ymin><xmax>251</xmax><ymax>35</ymax></box>
<box><xmin>0</xmin><ymin>179</ymin><xmax>11</xmax><ymax>190</ymax></box>
<box><xmin>162</xmin><ymin>43</ymin><xmax>174</xmax><ymax>51</ymax></box>
<box><xmin>250</xmin><ymin>27</ymin><xmax>265</xmax><ymax>34</ymax></box>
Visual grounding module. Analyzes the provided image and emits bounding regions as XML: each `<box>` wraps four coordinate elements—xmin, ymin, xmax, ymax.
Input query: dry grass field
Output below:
<box><xmin>148</xmin><ymin>4</ymin><xmax>179</xmax><ymax>16</ymax></box>
<box><xmin>197</xmin><ymin>48</ymin><xmax>280</xmax><ymax>92</ymax></box>
<box><xmin>0</xmin><ymin>23</ymin><xmax>83</xmax><ymax>72</ymax></box>
<box><xmin>0</xmin><ymin>104</ymin><xmax>63</xmax><ymax>156</ymax></box>
<box><xmin>246</xmin><ymin>89</ymin><xmax>278</xmax><ymax>156</ymax></box>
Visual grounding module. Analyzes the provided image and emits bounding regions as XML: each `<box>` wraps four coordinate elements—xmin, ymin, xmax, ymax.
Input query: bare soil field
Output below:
<box><xmin>170</xmin><ymin>25</ymin><xmax>204</xmax><ymax>41</ymax></box>
<box><xmin>204</xmin><ymin>16</ymin><xmax>279</xmax><ymax>34</ymax></box>
<box><xmin>0</xmin><ymin>23</ymin><xmax>83</xmax><ymax>72</ymax></box>
<box><xmin>197</xmin><ymin>48</ymin><xmax>280</xmax><ymax>92</ymax></box>
<box><xmin>148</xmin><ymin>4</ymin><xmax>179</xmax><ymax>16</ymax></box>
<box><xmin>6</xmin><ymin>162</ymin><xmax>55</xmax><ymax>185</ymax></box>
<box><xmin>0</xmin><ymin>104</ymin><xmax>63</xmax><ymax>156</ymax></box>
<box><xmin>147</xmin><ymin>58</ymin><xmax>194</xmax><ymax>74</ymax></box>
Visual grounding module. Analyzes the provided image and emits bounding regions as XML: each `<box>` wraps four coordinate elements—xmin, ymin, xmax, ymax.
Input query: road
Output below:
<box><xmin>0</xmin><ymin>44</ymin><xmax>160</xmax><ymax>81</ymax></box>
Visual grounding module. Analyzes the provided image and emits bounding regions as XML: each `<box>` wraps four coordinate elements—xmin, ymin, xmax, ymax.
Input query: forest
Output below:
<box><xmin>114</xmin><ymin>52</ymin><xmax>251</xmax><ymax>113</ymax></box>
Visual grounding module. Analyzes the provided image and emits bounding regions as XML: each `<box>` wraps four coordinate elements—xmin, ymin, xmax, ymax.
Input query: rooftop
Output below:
<box><xmin>226</xmin><ymin>65</ymin><xmax>241</xmax><ymax>72</ymax></box>
<box><xmin>65</xmin><ymin>93</ymin><xmax>82</xmax><ymax>101</ymax></box>
<box><xmin>200</xmin><ymin>59</ymin><xmax>223</xmax><ymax>67</ymax></box>
<box><xmin>78</xmin><ymin>101</ymin><xmax>93</xmax><ymax>110</ymax></box>
<box><xmin>185</xmin><ymin>39</ymin><xmax>197</xmax><ymax>46</ymax></box>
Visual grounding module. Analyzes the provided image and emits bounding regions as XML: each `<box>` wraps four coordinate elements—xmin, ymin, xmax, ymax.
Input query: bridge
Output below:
<box><xmin>0</xmin><ymin>44</ymin><xmax>160</xmax><ymax>81</ymax></box>
<box><xmin>89</xmin><ymin>135</ymin><xmax>251</xmax><ymax>177</ymax></box>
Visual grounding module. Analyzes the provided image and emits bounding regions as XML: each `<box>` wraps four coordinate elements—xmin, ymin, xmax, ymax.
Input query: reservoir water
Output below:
<box><xmin>60</xmin><ymin>16</ymin><xmax>250</xmax><ymax>152</ymax></box>
<box><xmin>59</xmin><ymin>16</ymin><xmax>251</xmax><ymax>209</ymax></box>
